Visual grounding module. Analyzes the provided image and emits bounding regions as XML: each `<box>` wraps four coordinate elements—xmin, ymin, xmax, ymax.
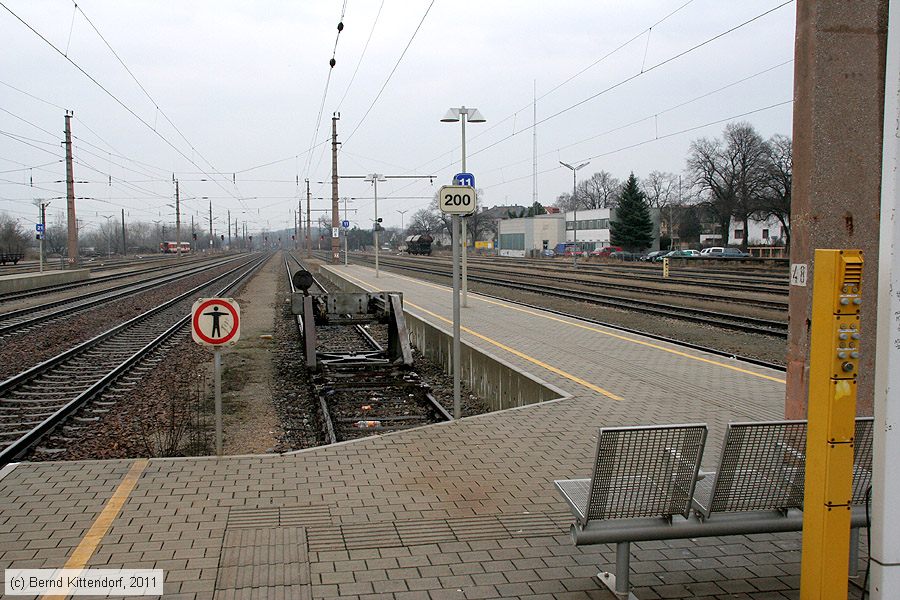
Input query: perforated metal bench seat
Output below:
<box><xmin>554</xmin><ymin>419</ymin><xmax>874</xmax><ymax>599</ymax></box>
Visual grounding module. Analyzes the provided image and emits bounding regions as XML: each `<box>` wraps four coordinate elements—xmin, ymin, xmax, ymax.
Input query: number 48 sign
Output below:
<box><xmin>438</xmin><ymin>185</ymin><xmax>476</xmax><ymax>215</ymax></box>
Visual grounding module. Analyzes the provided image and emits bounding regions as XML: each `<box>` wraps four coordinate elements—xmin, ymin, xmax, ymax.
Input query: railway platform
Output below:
<box><xmin>0</xmin><ymin>263</ymin><xmax>862</xmax><ymax>599</ymax></box>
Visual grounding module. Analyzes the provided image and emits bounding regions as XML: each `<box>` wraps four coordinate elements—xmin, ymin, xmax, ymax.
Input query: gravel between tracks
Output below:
<box><xmin>0</xmin><ymin>260</ymin><xmax>246</xmax><ymax>381</ymax></box>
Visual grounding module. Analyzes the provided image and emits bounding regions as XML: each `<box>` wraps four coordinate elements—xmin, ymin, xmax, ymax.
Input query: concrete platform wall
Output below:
<box><xmin>0</xmin><ymin>269</ymin><xmax>89</xmax><ymax>293</ymax></box>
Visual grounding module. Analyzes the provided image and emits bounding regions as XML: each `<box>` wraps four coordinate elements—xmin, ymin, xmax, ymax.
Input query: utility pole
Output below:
<box><xmin>227</xmin><ymin>209</ymin><xmax>231</xmax><ymax>248</ymax></box>
<box><xmin>306</xmin><ymin>178</ymin><xmax>312</xmax><ymax>258</ymax></box>
<box><xmin>208</xmin><ymin>200</ymin><xmax>213</xmax><ymax>252</ymax></box>
<box><xmin>64</xmin><ymin>111</ymin><xmax>78</xmax><ymax>267</ymax></box>
<box><xmin>331</xmin><ymin>113</ymin><xmax>341</xmax><ymax>263</ymax></box>
<box><xmin>175</xmin><ymin>179</ymin><xmax>182</xmax><ymax>257</ymax></box>
<box><xmin>121</xmin><ymin>208</ymin><xmax>126</xmax><ymax>257</ymax></box>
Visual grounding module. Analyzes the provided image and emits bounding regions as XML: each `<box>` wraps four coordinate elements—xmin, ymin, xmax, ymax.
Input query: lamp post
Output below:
<box><xmin>560</xmin><ymin>160</ymin><xmax>589</xmax><ymax>266</ymax></box>
<box><xmin>364</xmin><ymin>174</ymin><xmax>387</xmax><ymax>277</ymax></box>
<box><xmin>397</xmin><ymin>209</ymin><xmax>408</xmax><ymax>232</ymax></box>
<box><xmin>101</xmin><ymin>214</ymin><xmax>114</xmax><ymax>258</ymax></box>
<box><xmin>442</xmin><ymin>106</ymin><xmax>486</xmax><ymax>309</ymax></box>
<box><xmin>441</xmin><ymin>106</ymin><xmax>485</xmax><ymax>419</ymax></box>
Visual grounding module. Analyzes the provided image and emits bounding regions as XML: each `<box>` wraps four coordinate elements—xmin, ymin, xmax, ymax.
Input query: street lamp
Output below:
<box><xmin>101</xmin><ymin>214</ymin><xmax>114</xmax><ymax>258</ymax></box>
<box><xmin>559</xmin><ymin>160</ymin><xmax>590</xmax><ymax>266</ymax></box>
<box><xmin>397</xmin><ymin>209</ymin><xmax>408</xmax><ymax>232</ymax></box>
<box><xmin>442</xmin><ymin>106</ymin><xmax>485</xmax><ymax>310</ymax></box>
<box><xmin>364</xmin><ymin>173</ymin><xmax>387</xmax><ymax>277</ymax></box>
<box><xmin>441</xmin><ymin>106</ymin><xmax>485</xmax><ymax>420</ymax></box>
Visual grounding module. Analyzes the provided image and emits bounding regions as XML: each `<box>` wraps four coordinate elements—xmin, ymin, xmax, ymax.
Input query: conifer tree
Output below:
<box><xmin>610</xmin><ymin>173</ymin><xmax>654</xmax><ymax>251</ymax></box>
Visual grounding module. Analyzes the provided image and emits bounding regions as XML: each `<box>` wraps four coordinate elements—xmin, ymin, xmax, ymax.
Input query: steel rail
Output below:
<box><xmin>0</xmin><ymin>253</ymin><xmax>227</xmax><ymax>304</ymax></box>
<box><xmin>337</xmin><ymin>253</ymin><xmax>787</xmax><ymax>337</ymax></box>
<box><xmin>0</xmin><ymin>253</ymin><xmax>269</xmax><ymax>466</ymax></box>
<box><xmin>0</xmin><ymin>255</ymin><xmax>248</xmax><ymax>336</ymax></box>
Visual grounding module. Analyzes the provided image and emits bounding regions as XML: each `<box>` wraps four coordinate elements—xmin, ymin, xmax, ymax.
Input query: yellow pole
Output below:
<box><xmin>800</xmin><ymin>249</ymin><xmax>863</xmax><ymax>599</ymax></box>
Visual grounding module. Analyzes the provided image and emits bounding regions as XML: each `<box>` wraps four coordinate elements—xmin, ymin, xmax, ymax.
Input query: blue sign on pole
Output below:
<box><xmin>453</xmin><ymin>172</ymin><xmax>475</xmax><ymax>187</ymax></box>
<box><xmin>35</xmin><ymin>224</ymin><xmax>44</xmax><ymax>233</ymax></box>
<box><xmin>341</xmin><ymin>220</ymin><xmax>350</xmax><ymax>229</ymax></box>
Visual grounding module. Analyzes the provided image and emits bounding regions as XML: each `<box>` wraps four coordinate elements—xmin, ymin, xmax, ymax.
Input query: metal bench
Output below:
<box><xmin>555</xmin><ymin>419</ymin><xmax>873</xmax><ymax>599</ymax></box>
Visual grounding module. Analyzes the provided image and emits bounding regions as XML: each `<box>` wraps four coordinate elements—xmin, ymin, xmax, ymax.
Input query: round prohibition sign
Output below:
<box><xmin>192</xmin><ymin>298</ymin><xmax>239</xmax><ymax>345</ymax></box>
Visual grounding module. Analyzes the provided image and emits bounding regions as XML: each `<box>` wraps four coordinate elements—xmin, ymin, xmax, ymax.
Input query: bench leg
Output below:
<box><xmin>597</xmin><ymin>542</ymin><xmax>639</xmax><ymax>600</ymax></box>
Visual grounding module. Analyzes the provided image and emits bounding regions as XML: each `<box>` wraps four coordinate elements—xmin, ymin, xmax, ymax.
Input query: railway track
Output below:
<box><xmin>338</xmin><ymin>253</ymin><xmax>788</xmax><ymax>338</ymax></box>
<box><xmin>480</xmin><ymin>257</ymin><xmax>789</xmax><ymax>294</ymax></box>
<box><xmin>0</xmin><ymin>253</ymin><xmax>230</xmax><ymax>304</ymax></box>
<box><xmin>0</xmin><ymin>252</ymin><xmax>269</xmax><ymax>466</ymax></box>
<box><xmin>285</xmin><ymin>253</ymin><xmax>451</xmax><ymax>445</ymax></box>
<box><xmin>0</xmin><ymin>255</ymin><xmax>248</xmax><ymax>338</ymax></box>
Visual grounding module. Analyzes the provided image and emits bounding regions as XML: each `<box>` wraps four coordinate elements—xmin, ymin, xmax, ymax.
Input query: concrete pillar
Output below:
<box><xmin>785</xmin><ymin>0</ymin><xmax>889</xmax><ymax>419</ymax></box>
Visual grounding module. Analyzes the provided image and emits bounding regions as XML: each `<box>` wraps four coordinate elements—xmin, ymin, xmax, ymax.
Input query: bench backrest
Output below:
<box><xmin>704</xmin><ymin>420</ymin><xmax>807</xmax><ymax>518</ymax></box>
<box><xmin>852</xmin><ymin>417</ymin><xmax>874</xmax><ymax>504</ymax></box>
<box><xmin>703</xmin><ymin>417</ymin><xmax>874</xmax><ymax>519</ymax></box>
<box><xmin>586</xmin><ymin>424</ymin><xmax>707</xmax><ymax>521</ymax></box>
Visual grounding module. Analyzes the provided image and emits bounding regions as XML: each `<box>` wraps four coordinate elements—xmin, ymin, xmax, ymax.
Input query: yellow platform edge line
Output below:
<box><xmin>42</xmin><ymin>458</ymin><xmax>150</xmax><ymax>600</ymax></box>
<box><xmin>338</xmin><ymin>265</ymin><xmax>786</xmax><ymax>385</ymax></box>
<box><xmin>336</xmin><ymin>270</ymin><xmax>623</xmax><ymax>401</ymax></box>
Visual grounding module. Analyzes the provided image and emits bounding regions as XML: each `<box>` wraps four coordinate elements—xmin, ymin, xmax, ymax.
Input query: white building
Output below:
<box><xmin>498</xmin><ymin>213</ymin><xmax>565</xmax><ymax>257</ymax></box>
<box><xmin>497</xmin><ymin>207</ymin><xmax>662</xmax><ymax>256</ymax></box>
<box><xmin>565</xmin><ymin>207</ymin><xmax>662</xmax><ymax>252</ymax></box>
<box><xmin>700</xmin><ymin>215</ymin><xmax>788</xmax><ymax>247</ymax></box>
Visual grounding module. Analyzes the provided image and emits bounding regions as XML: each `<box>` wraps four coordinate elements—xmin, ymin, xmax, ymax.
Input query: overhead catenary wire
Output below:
<box><xmin>472</xmin><ymin>58</ymin><xmax>795</xmax><ymax>180</ymax></box>
<box><xmin>302</xmin><ymin>2</ymin><xmax>349</xmax><ymax>182</ymax></box>
<box><xmin>71</xmin><ymin>1</ymin><xmax>248</xmax><ymax>207</ymax></box>
<box><xmin>342</xmin><ymin>0</ymin><xmax>436</xmax><ymax>146</ymax></box>
<box><xmin>463</xmin><ymin>0</ymin><xmax>795</xmax><ymax>166</ymax></box>
<box><xmin>336</xmin><ymin>0</ymin><xmax>384</xmax><ymax>112</ymax></box>
<box><xmin>480</xmin><ymin>99</ymin><xmax>794</xmax><ymax>192</ymax></box>
<box><xmin>0</xmin><ymin>1</ymin><xmax>248</xmax><ymax>209</ymax></box>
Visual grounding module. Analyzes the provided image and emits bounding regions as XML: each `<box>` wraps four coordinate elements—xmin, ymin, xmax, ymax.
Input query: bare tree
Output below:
<box><xmin>687</xmin><ymin>135</ymin><xmax>737</xmax><ymax>246</ymax></box>
<box><xmin>644</xmin><ymin>171</ymin><xmax>679</xmax><ymax>208</ymax></box>
<box><xmin>406</xmin><ymin>207</ymin><xmax>442</xmax><ymax>236</ymax></box>
<box><xmin>725</xmin><ymin>123</ymin><xmax>769</xmax><ymax>250</ymax></box>
<box><xmin>0</xmin><ymin>212</ymin><xmax>29</xmax><ymax>254</ymax></box>
<box><xmin>687</xmin><ymin>122</ymin><xmax>768</xmax><ymax>249</ymax></box>
<box><xmin>580</xmin><ymin>171</ymin><xmax>621</xmax><ymax>209</ymax></box>
<box><xmin>644</xmin><ymin>171</ymin><xmax>681</xmax><ymax>245</ymax></box>
<box><xmin>755</xmin><ymin>134</ymin><xmax>792</xmax><ymax>249</ymax></box>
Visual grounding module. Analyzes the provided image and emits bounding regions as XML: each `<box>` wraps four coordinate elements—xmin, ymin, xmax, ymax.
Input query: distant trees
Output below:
<box><xmin>555</xmin><ymin>171</ymin><xmax>621</xmax><ymax>211</ymax></box>
<box><xmin>687</xmin><ymin>122</ymin><xmax>791</xmax><ymax>250</ymax></box>
<box><xmin>0</xmin><ymin>213</ymin><xmax>29</xmax><ymax>253</ymax></box>
<box><xmin>406</xmin><ymin>207</ymin><xmax>442</xmax><ymax>236</ymax></box>
<box><xmin>610</xmin><ymin>174</ymin><xmax>653</xmax><ymax>252</ymax></box>
<box><xmin>507</xmin><ymin>201</ymin><xmax>547</xmax><ymax>219</ymax></box>
<box><xmin>755</xmin><ymin>134</ymin><xmax>792</xmax><ymax>248</ymax></box>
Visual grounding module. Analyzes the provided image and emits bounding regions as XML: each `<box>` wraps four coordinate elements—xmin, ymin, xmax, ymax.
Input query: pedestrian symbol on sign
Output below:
<box><xmin>204</xmin><ymin>306</ymin><xmax>226</xmax><ymax>337</ymax></box>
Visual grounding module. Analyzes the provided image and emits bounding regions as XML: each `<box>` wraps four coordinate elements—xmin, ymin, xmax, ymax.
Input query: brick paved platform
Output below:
<box><xmin>0</xmin><ymin>263</ymin><xmax>865</xmax><ymax>599</ymax></box>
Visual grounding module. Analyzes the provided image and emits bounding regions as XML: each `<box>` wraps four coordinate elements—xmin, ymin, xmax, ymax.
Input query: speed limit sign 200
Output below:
<box><xmin>438</xmin><ymin>185</ymin><xmax>476</xmax><ymax>215</ymax></box>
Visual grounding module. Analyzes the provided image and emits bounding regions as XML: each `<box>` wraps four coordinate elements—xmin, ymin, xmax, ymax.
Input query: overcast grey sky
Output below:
<box><xmin>0</xmin><ymin>0</ymin><xmax>796</xmax><ymax>235</ymax></box>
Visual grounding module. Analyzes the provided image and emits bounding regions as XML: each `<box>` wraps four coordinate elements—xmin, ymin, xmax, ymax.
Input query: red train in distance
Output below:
<box><xmin>159</xmin><ymin>241</ymin><xmax>191</xmax><ymax>253</ymax></box>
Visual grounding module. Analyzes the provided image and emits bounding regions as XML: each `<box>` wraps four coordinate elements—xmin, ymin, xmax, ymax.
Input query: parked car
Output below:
<box><xmin>718</xmin><ymin>247</ymin><xmax>750</xmax><ymax>258</ymax></box>
<box><xmin>701</xmin><ymin>246</ymin><xmax>749</xmax><ymax>258</ymax></box>
<box><xmin>641</xmin><ymin>250</ymin><xmax>667</xmax><ymax>262</ymax></box>
<box><xmin>540</xmin><ymin>248</ymin><xmax>556</xmax><ymax>257</ymax></box>
<box><xmin>609</xmin><ymin>251</ymin><xmax>640</xmax><ymax>261</ymax></box>
<box><xmin>589</xmin><ymin>245</ymin><xmax>623</xmax><ymax>257</ymax></box>
<box><xmin>564</xmin><ymin>248</ymin><xmax>587</xmax><ymax>257</ymax></box>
